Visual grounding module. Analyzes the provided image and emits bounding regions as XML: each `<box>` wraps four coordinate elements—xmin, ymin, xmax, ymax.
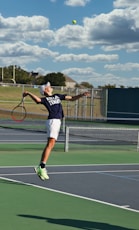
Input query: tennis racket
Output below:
<box><xmin>11</xmin><ymin>97</ymin><xmax>26</xmax><ymax>122</ymax></box>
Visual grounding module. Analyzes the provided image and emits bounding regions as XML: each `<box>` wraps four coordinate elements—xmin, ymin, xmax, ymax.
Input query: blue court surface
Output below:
<box><xmin>0</xmin><ymin>164</ymin><xmax>139</xmax><ymax>213</ymax></box>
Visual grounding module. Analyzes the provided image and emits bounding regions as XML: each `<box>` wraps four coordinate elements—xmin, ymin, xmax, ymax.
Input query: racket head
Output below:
<box><xmin>11</xmin><ymin>105</ymin><xmax>26</xmax><ymax>122</ymax></box>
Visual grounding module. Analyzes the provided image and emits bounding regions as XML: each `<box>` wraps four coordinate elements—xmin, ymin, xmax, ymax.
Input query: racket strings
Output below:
<box><xmin>11</xmin><ymin>105</ymin><xmax>26</xmax><ymax>122</ymax></box>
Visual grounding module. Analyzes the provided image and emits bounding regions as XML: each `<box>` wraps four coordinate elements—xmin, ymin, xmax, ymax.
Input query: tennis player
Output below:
<box><xmin>23</xmin><ymin>82</ymin><xmax>89</xmax><ymax>180</ymax></box>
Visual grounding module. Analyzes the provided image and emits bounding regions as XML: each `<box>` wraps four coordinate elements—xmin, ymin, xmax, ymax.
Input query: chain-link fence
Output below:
<box><xmin>0</xmin><ymin>83</ymin><xmax>107</xmax><ymax>121</ymax></box>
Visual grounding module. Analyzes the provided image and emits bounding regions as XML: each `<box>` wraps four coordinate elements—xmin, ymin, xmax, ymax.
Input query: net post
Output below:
<box><xmin>64</xmin><ymin>126</ymin><xmax>69</xmax><ymax>152</ymax></box>
<box><xmin>62</xmin><ymin>117</ymin><xmax>65</xmax><ymax>133</ymax></box>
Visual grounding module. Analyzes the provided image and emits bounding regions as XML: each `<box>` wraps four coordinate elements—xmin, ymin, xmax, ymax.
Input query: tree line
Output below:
<box><xmin>0</xmin><ymin>65</ymin><xmax>137</xmax><ymax>88</ymax></box>
<box><xmin>0</xmin><ymin>65</ymin><xmax>93</xmax><ymax>88</ymax></box>
<box><xmin>0</xmin><ymin>66</ymin><xmax>66</xmax><ymax>86</ymax></box>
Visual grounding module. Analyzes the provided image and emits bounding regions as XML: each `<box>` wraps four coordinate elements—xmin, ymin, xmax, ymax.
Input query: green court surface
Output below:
<box><xmin>0</xmin><ymin>143</ymin><xmax>139</xmax><ymax>166</ymax></box>
<box><xmin>0</xmin><ymin>143</ymin><xmax>139</xmax><ymax>230</ymax></box>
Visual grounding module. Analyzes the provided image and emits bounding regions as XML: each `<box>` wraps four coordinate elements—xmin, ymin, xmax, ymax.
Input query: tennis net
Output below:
<box><xmin>64</xmin><ymin>126</ymin><xmax>139</xmax><ymax>152</ymax></box>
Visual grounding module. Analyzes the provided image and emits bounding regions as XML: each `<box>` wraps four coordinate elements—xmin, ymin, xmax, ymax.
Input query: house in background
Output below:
<box><xmin>64</xmin><ymin>75</ymin><xmax>77</xmax><ymax>89</ymax></box>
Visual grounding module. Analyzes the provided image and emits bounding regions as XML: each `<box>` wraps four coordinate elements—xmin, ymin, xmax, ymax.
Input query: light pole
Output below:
<box><xmin>12</xmin><ymin>65</ymin><xmax>16</xmax><ymax>84</ymax></box>
<box><xmin>13</xmin><ymin>65</ymin><xmax>15</xmax><ymax>80</ymax></box>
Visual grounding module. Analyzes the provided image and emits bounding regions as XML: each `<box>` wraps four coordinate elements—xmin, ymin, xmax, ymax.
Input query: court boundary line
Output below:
<box><xmin>0</xmin><ymin>174</ymin><xmax>139</xmax><ymax>214</ymax></box>
<box><xmin>0</xmin><ymin>163</ymin><xmax>139</xmax><ymax>168</ymax></box>
<box><xmin>1</xmin><ymin>169</ymin><xmax>139</xmax><ymax>177</ymax></box>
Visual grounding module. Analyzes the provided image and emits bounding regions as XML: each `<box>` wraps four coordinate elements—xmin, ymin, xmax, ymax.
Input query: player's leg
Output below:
<box><xmin>34</xmin><ymin>119</ymin><xmax>61</xmax><ymax>180</ymax></box>
<box><xmin>41</xmin><ymin>137</ymin><xmax>56</xmax><ymax>163</ymax></box>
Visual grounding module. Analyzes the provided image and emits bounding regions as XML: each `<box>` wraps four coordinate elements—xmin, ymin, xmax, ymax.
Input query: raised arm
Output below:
<box><xmin>23</xmin><ymin>91</ymin><xmax>41</xmax><ymax>103</ymax></box>
<box><xmin>65</xmin><ymin>92</ymin><xmax>90</xmax><ymax>101</ymax></box>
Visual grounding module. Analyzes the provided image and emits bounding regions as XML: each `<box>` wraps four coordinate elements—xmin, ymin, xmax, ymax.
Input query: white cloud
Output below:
<box><xmin>114</xmin><ymin>0</ymin><xmax>139</xmax><ymax>9</ymax></box>
<box><xmin>83</xmin><ymin>8</ymin><xmax>139</xmax><ymax>45</ymax></box>
<box><xmin>0</xmin><ymin>15</ymin><xmax>54</xmax><ymax>43</ymax></box>
<box><xmin>0</xmin><ymin>5</ymin><xmax>139</xmax><ymax>87</ymax></box>
<box><xmin>105</xmin><ymin>63</ymin><xmax>139</xmax><ymax>71</ymax></box>
<box><xmin>64</xmin><ymin>0</ymin><xmax>91</xmax><ymax>7</ymax></box>
<box><xmin>49</xmin><ymin>24</ymin><xmax>92</xmax><ymax>48</ymax></box>
<box><xmin>62</xmin><ymin>67</ymin><xmax>124</xmax><ymax>86</ymax></box>
<box><xmin>0</xmin><ymin>15</ymin><xmax>49</xmax><ymax>30</ymax></box>
<box><xmin>34</xmin><ymin>67</ymin><xmax>51</xmax><ymax>76</ymax></box>
<box><xmin>62</xmin><ymin>67</ymin><xmax>139</xmax><ymax>87</ymax></box>
<box><xmin>1</xmin><ymin>8</ymin><xmax>139</xmax><ymax>52</ymax></box>
<box><xmin>47</xmin><ymin>7</ymin><xmax>139</xmax><ymax>51</ymax></box>
<box><xmin>62</xmin><ymin>67</ymin><xmax>98</xmax><ymax>85</ymax></box>
<box><xmin>55</xmin><ymin>53</ymin><xmax>118</xmax><ymax>62</ymax></box>
<box><xmin>62</xmin><ymin>67</ymin><xmax>94</xmax><ymax>75</ymax></box>
<box><xmin>0</xmin><ymin>42</ymin><xmax>59</xmax><ymax>65</ymax></box>
<box><xmin>102</xmin><ymin>43</ymin><xmax>139</xmax><ymax>52</ymax></box>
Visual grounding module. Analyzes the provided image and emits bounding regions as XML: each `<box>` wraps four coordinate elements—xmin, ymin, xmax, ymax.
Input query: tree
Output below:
<box><xmin>43</xmin><ymin>72</ymin><xmax>66</xmax><ymax>86</ymax></box>
<box><xmin>0</xmin><ymin>65</ymin><xmax>31</xmax><ymax>84</ymax></box>
<box><xmin>79</xmin><ymin>82</ymin><xmax>93</xmax><ymax>88</ymax></box>
<box><xmin>99</xmin><ymin>84</ymin><xmax>116</xmax><ymax>89</ymax></box>
<box><xmin>15</xmin><ymin>67</ymin><xmax>31</xmax><ymax>84</ymax></box>
<box><xmin>0</xmin><ymin>66</ymin><xmax>68</xmax><ymax>85</ymax></box>
<box><xmin>120</xmin><ymin>85</ymin><xmax>125</xmax><ymax>88</ymax></box>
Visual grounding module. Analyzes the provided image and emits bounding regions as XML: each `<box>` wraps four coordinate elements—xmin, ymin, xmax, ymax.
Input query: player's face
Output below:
<box><xmin>44</xmin><ymin>86</ymin><xmax>53</xmax><ymax>95</ymax></box>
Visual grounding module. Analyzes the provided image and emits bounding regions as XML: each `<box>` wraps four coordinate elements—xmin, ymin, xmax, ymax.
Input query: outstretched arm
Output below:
<box><xmin>23</xmin><ymin>91</ymin><xmax>41</xmax><ymax>104</ymax></box>
<box><xmin>65</xmin><ymin>92</ymin><xmax>90</xmax><ymax>101</ymax></box>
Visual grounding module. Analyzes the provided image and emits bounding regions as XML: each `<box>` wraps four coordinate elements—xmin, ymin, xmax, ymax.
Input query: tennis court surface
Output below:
<box><xmin>0</xmin><ymin>164</ymin><xmax>139</xmax><ymax>213</ymax></box>
<box><xmin>0</xmin><ymin>126</ymin><xmax>139</xmax><ymax>229</ymax></box>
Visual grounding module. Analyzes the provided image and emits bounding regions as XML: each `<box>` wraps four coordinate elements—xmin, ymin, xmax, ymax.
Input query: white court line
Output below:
<box><xmin>0</xmin><ymin>139</ymin><xmax>113</xmax><ymax>142</ymax></box>
<box><xmin>0</xmin><ymin>176</ymin><xmax>139</xmax><ymax>214</ymax></box>
<box><xmin>0</xmin><ymin>140</ymin><xmax>46</xmax><ymax>142</ymax></box>
<box><xmin>0</xmin><ymin>133</ymin><xmax>45</xmax><ymax>135</ymax></box>
<box><xmin>0</xmin><ymin>163</ymin><xmax>139</xmax><ymax>168</ymax></box>
<box><xmin>1</xmin><ymin>169</ymin><xmax>139</xmax><ymax>177</ymax></box>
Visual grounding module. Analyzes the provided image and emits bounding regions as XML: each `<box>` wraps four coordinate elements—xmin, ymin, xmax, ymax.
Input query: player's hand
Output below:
<box><xmin>83</xmin><ymin>92</ymin><xmax>90</xmax><ymax>97</ymax></box>
<box><xmin>23</xmin><ymin>91</ymin><xmax>29</xmax><ymax>97</ymax></box>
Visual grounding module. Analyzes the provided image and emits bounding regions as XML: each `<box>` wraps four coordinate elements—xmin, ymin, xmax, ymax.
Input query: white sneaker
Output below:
<box><xmin>34</xmin><ymin>166</ymin><xmax>49</xmax><ymax>180</ymax></box>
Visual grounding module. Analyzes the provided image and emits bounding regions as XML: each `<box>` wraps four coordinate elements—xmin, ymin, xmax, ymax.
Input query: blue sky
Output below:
<box><xmin>0</xmin><ymin>0</ymin><xmax>139</xmax><ymax>87</ymax></box>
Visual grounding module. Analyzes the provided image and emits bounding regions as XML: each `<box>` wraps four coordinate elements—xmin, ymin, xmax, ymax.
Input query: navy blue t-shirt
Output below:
<box><xmin>40</xmin><ymin>94</ymin><xmax>66</xmax><ymax>119</ymax></box>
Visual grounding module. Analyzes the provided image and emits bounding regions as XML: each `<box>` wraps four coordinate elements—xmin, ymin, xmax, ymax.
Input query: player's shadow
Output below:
<box><xmin>18</xmin><ymin>214</ymin><xmax>133</xmax><ymax>230</ymax></box>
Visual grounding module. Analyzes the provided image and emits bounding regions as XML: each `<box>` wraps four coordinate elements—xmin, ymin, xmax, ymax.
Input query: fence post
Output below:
<box><xmin>64</xmin><ymin>126</ymin><xmax>69</xmax><ymax>152</ymax></box>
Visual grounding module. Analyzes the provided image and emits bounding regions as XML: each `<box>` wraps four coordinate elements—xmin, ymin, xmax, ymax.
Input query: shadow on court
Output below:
<box><xmin>18</xmin><ymin>214</ymin><xmax>133</xmax><ymax>230</ymax></box>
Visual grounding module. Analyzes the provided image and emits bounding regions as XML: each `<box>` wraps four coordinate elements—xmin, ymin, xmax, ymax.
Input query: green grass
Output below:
<box><xmin>0</xmin><ymin>85</ymin><xmax>39</xmax><ymax>100</ymax></box>
<box><xmin>0</xmin><ymin>85</ymin><xmax>84</xmax><ymax>116</ymax></box>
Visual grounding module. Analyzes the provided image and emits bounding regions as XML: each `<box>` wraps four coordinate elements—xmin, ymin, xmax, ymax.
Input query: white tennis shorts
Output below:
<box><xmin>46</xmin><ymin>119</ymin><xmax>61</xmax><ymax>140</ymax></box>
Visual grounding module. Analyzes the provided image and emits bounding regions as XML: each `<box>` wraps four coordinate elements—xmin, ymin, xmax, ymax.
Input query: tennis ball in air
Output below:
<box><xmin>72</xmin><ymin>20</ymin><xmax>77</xmax><ymax>25</ymax></box>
